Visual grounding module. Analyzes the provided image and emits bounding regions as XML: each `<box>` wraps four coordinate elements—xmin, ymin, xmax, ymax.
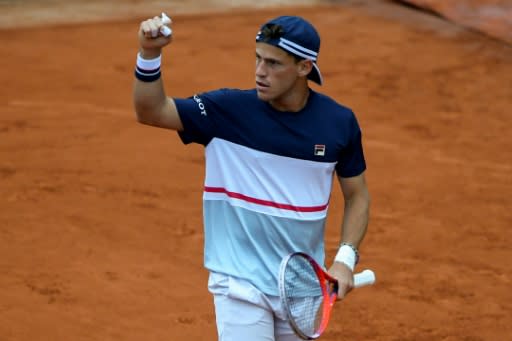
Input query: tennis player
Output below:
<box><xmin>133</xmin><ymin>14</ymin><xmax>371</xmax><ymax>341</ymax></box>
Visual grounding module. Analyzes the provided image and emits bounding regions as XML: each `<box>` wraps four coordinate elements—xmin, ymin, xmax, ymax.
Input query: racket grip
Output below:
<box><xmin>354</xmin><ymin>269</ymin><xmax>376</xmax><ymax>288</ymax></box>
<box><xmin>160</xmin><ymin>12</ymin><xmax>172</xmax><ymax>37</ymax></box>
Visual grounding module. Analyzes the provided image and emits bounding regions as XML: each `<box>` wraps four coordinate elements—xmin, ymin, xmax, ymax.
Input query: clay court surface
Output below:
<box><xmin>0</xmin><ymin>0</ymin><xmax>511</xmax><ymax>340</ymax></box>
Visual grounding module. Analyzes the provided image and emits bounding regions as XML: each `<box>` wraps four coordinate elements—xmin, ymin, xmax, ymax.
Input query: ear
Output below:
<box><xmin>297</xmin><ymin>59</ymin><xmax>314</xmax><ymax>77</ymax></box>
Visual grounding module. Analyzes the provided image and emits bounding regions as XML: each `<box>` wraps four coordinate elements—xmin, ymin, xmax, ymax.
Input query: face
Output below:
<box><xmin>255</xmin><ymin>43</ymin><xmax>310</xmax><ymax>103</ymax></box>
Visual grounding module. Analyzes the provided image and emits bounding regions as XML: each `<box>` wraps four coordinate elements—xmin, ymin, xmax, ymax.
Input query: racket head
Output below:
<box><xmin>279</xmin><ymin>252</ymin><xmax>338</xmax><ymax>340</ymax></box>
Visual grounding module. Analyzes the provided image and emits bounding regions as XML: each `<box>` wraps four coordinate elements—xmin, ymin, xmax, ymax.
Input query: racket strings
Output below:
<box><xmin>283</xmin><ymin>255</ymin><xmax>327</xmax><ymax>337</ymax></box>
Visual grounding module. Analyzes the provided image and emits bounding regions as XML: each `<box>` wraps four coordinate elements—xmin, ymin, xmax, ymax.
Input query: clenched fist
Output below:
<box><xmin>138</xmin><ymin>13</ymin><xmax>173</xmax><ymax>58</ymax></box>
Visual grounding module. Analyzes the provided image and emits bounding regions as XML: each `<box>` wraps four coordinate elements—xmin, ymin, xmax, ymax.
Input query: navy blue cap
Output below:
<box><xmin>256</xmin><ymin>16</ymin><xmax>323</xmax><ymax>85</ymax></box>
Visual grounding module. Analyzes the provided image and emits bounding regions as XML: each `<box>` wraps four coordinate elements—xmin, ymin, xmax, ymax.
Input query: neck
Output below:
<box><xmin>269</xmin><ymin>83</ymin><xmax>310</xmax><ymax>112</ymax></box>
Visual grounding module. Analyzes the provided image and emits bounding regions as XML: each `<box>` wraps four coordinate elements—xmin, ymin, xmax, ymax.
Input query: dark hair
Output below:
<box><xmin>259</xmin><ymin>23</ymin><xmax>285</xmax><ymax>42</ymax></box>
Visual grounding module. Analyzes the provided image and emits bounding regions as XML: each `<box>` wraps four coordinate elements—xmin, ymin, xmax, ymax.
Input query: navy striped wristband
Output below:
<box><xmin>135</xmin><ymin>53</ymin><xmax>161</xmax><ymax>82</ymax></box>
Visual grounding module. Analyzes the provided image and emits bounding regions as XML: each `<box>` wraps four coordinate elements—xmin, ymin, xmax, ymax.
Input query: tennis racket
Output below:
<box><xmin>278</xmin><ymin>252</ymin><xmax>376</xmax><ymax>340</ymax></box>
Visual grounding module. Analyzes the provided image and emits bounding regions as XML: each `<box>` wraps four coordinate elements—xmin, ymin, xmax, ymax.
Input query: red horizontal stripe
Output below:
<box><xmin>204</xmin><ymin>186</ymin><xmax>328</xmax><ymax>213</ymax></box>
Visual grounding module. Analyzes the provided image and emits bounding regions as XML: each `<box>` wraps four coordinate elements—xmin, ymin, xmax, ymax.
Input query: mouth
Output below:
<box><xmin>256</xmin><ymin>81</ymin><xmax>269</xmax><ymax>91</ymax></box>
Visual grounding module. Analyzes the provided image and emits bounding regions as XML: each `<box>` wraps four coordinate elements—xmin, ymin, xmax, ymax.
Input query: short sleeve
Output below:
<box><xmin>174</xmin><ymin>90</ymin><xmax>230</xmax><ymax>146</ymax></box>
<box><xmin>335</xmin><ymin>113</ymin><xmax>366</xmax><ymax>178</ymax></box>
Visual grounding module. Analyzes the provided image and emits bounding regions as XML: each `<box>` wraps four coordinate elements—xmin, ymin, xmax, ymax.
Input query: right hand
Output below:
<box><xmin>138</xmin><ymin>15</ymin><xmax>173</xmax><ymax>58</ymax></box>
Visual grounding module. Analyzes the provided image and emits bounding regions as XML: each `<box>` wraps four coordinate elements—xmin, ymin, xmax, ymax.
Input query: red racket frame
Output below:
<box><xmin>279</xmin><ymin>252</ymin><xmax>339</xmax><ymax>340</ymax></box>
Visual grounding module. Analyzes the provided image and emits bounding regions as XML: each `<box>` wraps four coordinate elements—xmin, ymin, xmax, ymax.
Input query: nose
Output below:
<box><xmin>255</xmin><ymin>59</ymin><xmax>267</xmax><ymax>78</ymax></box>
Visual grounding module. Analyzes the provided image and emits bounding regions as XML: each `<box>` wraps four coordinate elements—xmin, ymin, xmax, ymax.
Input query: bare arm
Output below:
<box><xmin>133</xmin><ymin>15</ymin><xmax>183</xmax><ymax>131</ymax></box>
<box><xmin>338</xmin><ymin>172</ymin><xmax>370</xmax><ymax>248</ymax></box>
<box><xmin>328</xmin><ymin>172</ymin><xmax>370</xmax><ymax>298</ymax></box>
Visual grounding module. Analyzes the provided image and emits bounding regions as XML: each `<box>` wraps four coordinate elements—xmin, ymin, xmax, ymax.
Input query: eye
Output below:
<box><xmin>267</xmin><ymin>59</ymin><xmax>279</xmax><ymax>67</ymax></box>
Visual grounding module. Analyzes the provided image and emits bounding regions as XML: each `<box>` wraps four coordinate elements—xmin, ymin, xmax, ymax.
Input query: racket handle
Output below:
<box><xmin>160</xmin><ymin>12</ymin><xmax>172</xmax><ymax>37</ymax></box>
<box><xmin>354</xmin><ymin>269</ymin><xmax>376</xmax><ymax>288</ymax></box>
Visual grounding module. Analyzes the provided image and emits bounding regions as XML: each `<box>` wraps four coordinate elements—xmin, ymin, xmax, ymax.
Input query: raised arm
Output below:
<box><xmin>133</xmin><ymin>14</ymin><xmax>183</xmax><ymax>131</ymax></box>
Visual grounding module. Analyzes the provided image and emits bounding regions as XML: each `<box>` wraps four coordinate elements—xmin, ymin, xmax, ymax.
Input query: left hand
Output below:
<box><xmin>328</xmin><ymin>261</ymin><xmax>354</xmax><ymax>300</ymax></box>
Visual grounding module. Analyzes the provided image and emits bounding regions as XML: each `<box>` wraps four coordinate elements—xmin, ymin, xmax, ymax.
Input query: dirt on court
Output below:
<box><xmin>399</xmin><ymin>0</ymin><xmax>512</xmax><ymax>44</ymax></box>
<box><xmin>0</xmin><ymin>0</ymin><xmax>511</xmax><ymax>340</ymax></box>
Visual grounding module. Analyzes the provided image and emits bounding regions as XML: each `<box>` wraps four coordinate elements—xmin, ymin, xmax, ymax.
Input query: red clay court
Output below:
<box><xmin>1</xmin><ymin>0</ymin><xmax>511</xmax><ymax>340</ymax></box>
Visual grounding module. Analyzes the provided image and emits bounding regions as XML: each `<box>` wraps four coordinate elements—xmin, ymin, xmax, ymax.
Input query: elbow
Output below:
<box><xmin>135</xmin><ymin>110</ymin><xmax>147</xmax><ymax>124</ymax></box>
<box><xmin>135</xmin><ymin>113</ymin><xmax>148</xmax><ymax>126</ymax></box>
<box><xmin>347</xmin><ymin>187</ymin><xmax>371</xmax><ymax>210</ymax></box>
<box><xmin>134</xmin><ymin>103</ymin><xmax>154</xmax><ymax>126</ymax></box>
<box><xmin>363</xmin><ymin>189</ymin><xmax>371</xmax><ymax>213</ymax></box>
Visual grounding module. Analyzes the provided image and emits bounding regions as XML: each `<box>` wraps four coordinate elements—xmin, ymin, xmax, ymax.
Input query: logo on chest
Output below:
<box><xmin>314</xmin><ymin>144</ymin><xmax>326</xmax><ymax>156</ymax></box>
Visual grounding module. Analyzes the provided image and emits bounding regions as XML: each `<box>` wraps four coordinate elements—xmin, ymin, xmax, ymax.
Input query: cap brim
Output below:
<box><xmin>308</xmin><ymin>62</ymin><xmax>323</xmax><ymax>85</ymax></box>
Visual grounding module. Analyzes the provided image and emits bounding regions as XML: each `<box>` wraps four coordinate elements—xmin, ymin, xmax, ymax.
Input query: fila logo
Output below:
<box><xmin>193</xmin><ymin>94</ymin><xmax>207</xmax><ymax>116</ymax></box>
<box><xmin>314</xmin><ymin>144</ymin><xmax>326</xmax><ymax>156</ymax></box>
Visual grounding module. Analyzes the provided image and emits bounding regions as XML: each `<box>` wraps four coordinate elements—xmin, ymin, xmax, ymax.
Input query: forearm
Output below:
<box><xmin>332</xmin><ymin>180</ymin><xmax>370</xmax><ymax>272</ymax></box>
<box><xmin>328</xmin><ymin>189</ymin><xmax>370</xmax><ymax>297</ymax></box>
<box><xmin>340</xmin><ymin>190</ymin><xmax>370</xmax><ymax>248</ymax></box>
<box><xmin>133</xmin><ymin>75</ymin><xmax>167</xmax><ymax>124</ymax></box>
<box><xmin>133</xmin><ymin>48</ymin><xmax>167</xmax><ymax>124</ymax></box>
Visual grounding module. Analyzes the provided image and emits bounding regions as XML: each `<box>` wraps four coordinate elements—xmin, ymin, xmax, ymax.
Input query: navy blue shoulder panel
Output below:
<box><xmin>175</xmin><ymin>88</ymin><xmax>365</xmax><ymax>176</ymax></box>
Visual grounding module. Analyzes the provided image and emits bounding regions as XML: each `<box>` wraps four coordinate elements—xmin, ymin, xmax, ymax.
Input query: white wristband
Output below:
<box><xmin>334</xmin><ymin>244</ymin><xmax>357</xmax><ymax>271</ymax></box>
<box><xmin>136</xmin><ymin>53</ymin><xmax>162</xmax><ymax>70</ymax></box>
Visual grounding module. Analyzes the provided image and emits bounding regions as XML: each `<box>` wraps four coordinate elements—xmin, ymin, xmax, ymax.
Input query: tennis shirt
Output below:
<box><xmin>175</xmin><ymin>88</ymin><xmax>366</xmax><ymax>295</ymax></box>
